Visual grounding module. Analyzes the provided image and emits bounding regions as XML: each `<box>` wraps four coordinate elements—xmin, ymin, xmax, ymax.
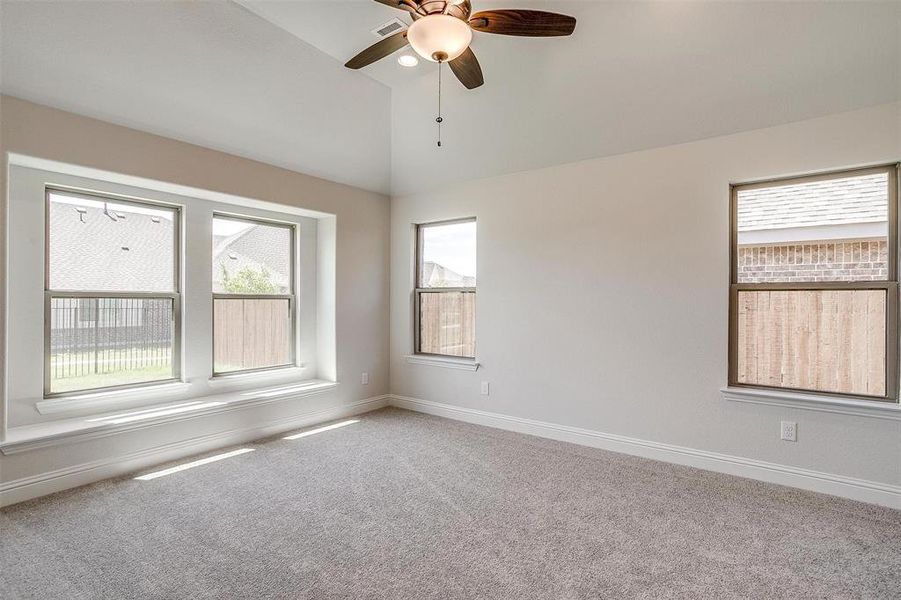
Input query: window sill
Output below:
<box><xmin>207</xmin><ymin>365</ymin><xmax>307</xmax><ymax>386</ymax></box>
<box><xmin>721</xmin><ymin>386</ymin><xmax>901</xmax><ymax>421</ymax></box>
<box><xmin>403</xmin><ymin>355</ymin><xmax>480</xmax><ymax>371</ymax></box>
<box><xmin>35</xmin><ymin>381</ymin><xmax>192</xmax><ymax>416</ymax></box>
<box><xmin>1</xmin><ymin>379</ymin><xmax>338</xmax><ymax>455</ymax></box>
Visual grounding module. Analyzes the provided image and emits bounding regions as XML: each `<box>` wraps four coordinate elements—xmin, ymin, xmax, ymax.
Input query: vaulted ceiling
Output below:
<box><xmin>3</xmin><ymin>1</ymin><xmax>900</xmax><ymax>196</ymax></box>
<box><xmin>0</xmin><ymin>0</ymin><xmax>391</xmax><ymax>193</ymax></box>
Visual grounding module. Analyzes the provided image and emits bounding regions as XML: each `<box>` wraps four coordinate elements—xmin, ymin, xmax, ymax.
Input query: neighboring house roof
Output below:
<box><xmin>49</xmin><ymin>203</ymin><xmax>175</xmax><ymax>292</ymax></box>
<box><xmin>50</xmin><ymin>199</ymin><xmax>291</xmax><ymax>293</ymax></box>
<box><xmin>212</xmin><ymin>225</ymin><xmax>290</xmax><ymax>293</ymax></box>
<box><xmin>421</xmin><ymin>262</ymin><xmax>475</xmax><ymax>288</ymax></box>
<box><xmin>737</xmin><ymin>172</ymin><xmax>887</xmax><ymax>232</ymax></box>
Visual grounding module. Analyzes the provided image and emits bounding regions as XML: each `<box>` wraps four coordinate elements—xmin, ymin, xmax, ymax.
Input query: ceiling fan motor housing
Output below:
<box><xmin>418</xmin><ymin>1</ymin><xmax>472</xmax><ymax>21</ymax></box>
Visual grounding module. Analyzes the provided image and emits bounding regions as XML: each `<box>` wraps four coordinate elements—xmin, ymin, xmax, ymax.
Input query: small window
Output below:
<box><xmin>729</xmin><ymin>165</ymin><xmax>899</xmax><ymax>401</ymax></box>
<box><xmin>46</xmin><ymin>189</ymin><xmax>180</xmax><ymax>396</ymax></box>
<box><xmin>212</xmin><ymin>214</ymin><xmax>295</xmax><ymax>375</ymax></box>
<box><xmin>415</xmin><ymin>218</ymin><xmax>476</xmax><ymax>358</ymax></box>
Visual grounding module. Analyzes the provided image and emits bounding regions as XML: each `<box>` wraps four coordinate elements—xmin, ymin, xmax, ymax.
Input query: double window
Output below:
<box><xmin>729</xmin><ymin>165</ymin><xmax>899</xmax><ymax>402</ymax></box>
<box><xmin>46</xmin><ymin>189</ymin><xmax>180</xmax><ymax>396</ymax></box>
<box><xmin>44</xmin><ymin>190</ymin><xmax>299</xmax><ymax>397</ymax></box>
<box><xmin>415</xmin><ymin>218</ymin><xmax>477</xmax><ymax>358</ymax></box>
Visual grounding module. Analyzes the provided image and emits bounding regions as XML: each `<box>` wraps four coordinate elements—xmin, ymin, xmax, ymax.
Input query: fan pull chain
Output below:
<box><xmin>436</xmin><ymin>60</ymin><xmax>443</xmax><ymax>148</ymax></box>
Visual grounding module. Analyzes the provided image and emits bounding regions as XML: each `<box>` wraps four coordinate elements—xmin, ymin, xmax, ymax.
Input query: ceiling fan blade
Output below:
<box><xmin>345</xmin><ymin>31</ymin><xmax>408</xmax><ymax>69</ymax></box>
<box><xmin>372</xmin><ymin>0</ymin><xmax>412</xmax><ymax>11</ymax></box>
<box><xmin>372</xmin><ymin>0</ymin><xmax>422</xmax><ymax>19</ymax></box>
<box><xmin>449</xmin><ymin>47</ymin><xmax>484</xmax><ymax>89</ymax></box>
<box><xmin>469</xmin><ymin>10</ymin><xmax>576</xmax><ymax>37</ymax></box>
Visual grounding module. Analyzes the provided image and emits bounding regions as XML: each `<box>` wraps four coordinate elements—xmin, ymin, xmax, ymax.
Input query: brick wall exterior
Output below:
<box><xmin>738</xmin><ymin>239</ymin><xmax>887</xmax><ymax>283</ymax></box>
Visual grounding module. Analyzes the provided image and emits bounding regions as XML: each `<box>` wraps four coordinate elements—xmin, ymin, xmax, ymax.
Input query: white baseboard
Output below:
<box><xmin>388</xmin><ymin>395</ymin><xmax>901</xmax><ymax>510</ymax></box>
<box><xmin>0</xmin><ymin>395</ymin><xmax>388</xmax><ymax>507</ymax></box>
<box><xmin>6</xmin><ymin>393</ymin><xmax>898</xmax><ymax>511</ymax></box>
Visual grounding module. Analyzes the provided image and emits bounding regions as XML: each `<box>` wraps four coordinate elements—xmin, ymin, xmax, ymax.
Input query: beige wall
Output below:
<box><xmin>0</xmin><ymin>96</ymin><xmax>390</xmax><ymax>485</ymax></box>
<box><xmin>390</xmin><ymin>102</ymin><xmax>901</xmax><ymax>488</ymax></box>
<box><xmin>3</xmin><ymin>94</ymin><xmax>900</xmax><ymax>503</ymax></box>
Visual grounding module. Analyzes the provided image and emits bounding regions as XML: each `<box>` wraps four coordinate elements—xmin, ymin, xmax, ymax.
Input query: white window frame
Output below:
<box><xmin>44</xmin><ymin>187</ymin><xmax>182</xmax><ymax>398</ymax></box>
<box><xmin>4</xmin><ymin>158</ymin><xmax>332</xmax><ymax>429</ymax></box>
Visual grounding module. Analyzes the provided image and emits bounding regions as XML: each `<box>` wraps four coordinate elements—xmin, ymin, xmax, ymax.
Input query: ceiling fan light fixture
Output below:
<box><xmin>397</xmin><ymin>54</ymin><xmax>419</xmax><ymax>67</ymax></box>
<box><xmin>406</xmin><ymin>14</ymin><xmax>472</xmax><ymax>62</ymax></box>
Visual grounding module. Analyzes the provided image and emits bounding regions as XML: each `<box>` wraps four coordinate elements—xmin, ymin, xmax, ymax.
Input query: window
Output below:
<box><xmin>46</xmin><ymin>189</ymin><xmax>180</xmax><ymax>396</ymax></box>
<box><xmin>729</xmin><ymin>165</ymin><xmax>899</xmax><ymax>401</ymax></box>
<box><xmin>415</xmin><ymin>218</ymin><xmax>476</xmax><ymax>358</ymax></box>
<box><xmin>9</xmin><ymin>163</ymin><xmax>330</xmax><ymax>421</ymax></box>
<box><xmin>212</xmin><ymin>214</ymin><xmax>295</xmax><ymax>375</ymax></box>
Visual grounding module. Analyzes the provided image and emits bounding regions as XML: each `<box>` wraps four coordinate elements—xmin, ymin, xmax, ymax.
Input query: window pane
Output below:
<box><xmin>736</xmin><ymin>290</ymin><xmax>885</xmax><ymax>396</ymax></box>
<box><xmin>419</xmin><ymin>291</ymin><xmax>475</xmax><ymax>358</ymax></box>
<box><xmin>420</xmin><ymin>221</ymin><xmax>476</xmax><ymax>288</ymax></box>
<box><xmin>49</xmin><ymin>297</ymin><xmax>174</xmax><ymax>394</ymax></box>
<box><xmin>48</xmin><ymin>191</ymin><xmax>177</xmax><ymax>292</ymax></box>
<box><xmin>213</xmin><ymin>217</ymin><xmax>292</xmax><ymax>294</ymax></box>
<box><xmin>736</xmin><ymin>173</ymin><xmax>888</xmax><ymax>283</ymax></box>
<box><xmin>214</xmin><ymin>298</ymin><xmax>291</xmax><ymax>373</ymax></box>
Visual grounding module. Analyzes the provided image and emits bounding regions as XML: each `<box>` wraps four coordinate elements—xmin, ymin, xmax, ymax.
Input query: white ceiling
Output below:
<box><xmin>237</xmin><ymin>0</ymin><xmax>430</xmax><ymax>89</ymax></box>
<box><xmin>0</xmin><ymin>0</ymin><xmax>392</xmax><ymax>194</ymax></box>
<box><xmin>3</xmin><ymin>1</ymin><xmax>900</xmax><ymax>197</ymax></box>
<box><xmin>388</xmin><ymin>0</ymin><xmax>901</xmax><ymax>194</ymax></box>
<box><xmin>243</xmin><ymin>0</ymin><xmax>901</xmax><ymax>195</ymax></box>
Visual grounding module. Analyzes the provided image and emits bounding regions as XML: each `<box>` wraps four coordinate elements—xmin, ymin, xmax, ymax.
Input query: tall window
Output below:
<box><xmin>415</xmin><ymin>218</ymin><xmax>476</xmax><ymax>358</ymax></box>
<box><xmin>46</xmin><ymin>189</ymin><xmax>180</xmax><ymax>396</ymax></box>
<box><xmin>729</xmin><ymin>165</ymin><xmax>899</xmax><ymax>401</ymax></box>
<box><xmin>212</xmin><ymin>214</ymin><xmax>295</xmax><ymax>375</ymax></box>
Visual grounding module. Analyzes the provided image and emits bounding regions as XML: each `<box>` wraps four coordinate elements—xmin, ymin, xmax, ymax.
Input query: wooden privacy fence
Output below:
<box><xmin>736</xmin><ymin>289</ymin><xmax>885</xmax><ymax>396</ymax></box>
<box><xmin>419</xmin><ymin>292</ymin><xmax>476</xmax><ymax>358</ymax></box>
<box><xmin>213</xmin><ymin>298</ymin><xmax>291</xmax><ymax>372</ymax></box>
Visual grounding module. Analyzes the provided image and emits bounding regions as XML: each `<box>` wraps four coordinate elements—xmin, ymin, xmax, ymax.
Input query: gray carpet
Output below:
<box><xmin>1</xmin><ymin>407</ymin><xmax>899</xmax><ymax>599</ymax></box>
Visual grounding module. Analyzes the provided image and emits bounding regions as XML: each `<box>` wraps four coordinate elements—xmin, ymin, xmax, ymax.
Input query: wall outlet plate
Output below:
<box><xmin>361</xmin><ymin>372</ymin><xmax>369</xmax><ymax>385</ymax></box>
<box><xmin>480</xmin><ymin>381</ymin><xmax>489</xmax><ymax>395</ymax></box>
<box><xmin>780</xmin><ymin>421</ymin><xmax>797</xmax><ymax>442</ymax></box>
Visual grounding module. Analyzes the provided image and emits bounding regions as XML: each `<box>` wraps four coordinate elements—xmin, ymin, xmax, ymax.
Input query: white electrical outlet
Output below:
<box><xmin>780</xmin><ymin>421</ymin><xmax>797</xmax><ymax>442</ymax></box>
<box><xmin>480</xmin><ymin>381</ymin><xmax>490</xmax><ymax>396</ymax></box>
<box><xmin>361</xmin><ymin>372</ymin><xmax>369</xmax><ymax>385</ymax></box>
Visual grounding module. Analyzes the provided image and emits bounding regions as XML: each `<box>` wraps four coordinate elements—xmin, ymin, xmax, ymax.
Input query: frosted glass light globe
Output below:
<box><xmin>406</xmin><ymin>14</ymin><xmax>473</xmax><ymax>62</ymax></box>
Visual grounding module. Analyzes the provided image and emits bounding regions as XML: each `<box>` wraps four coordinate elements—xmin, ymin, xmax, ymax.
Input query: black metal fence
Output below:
<box><xmin>49</xmin><ymin>297</ymin><xmax>173</xmax><ymax>381</ymax></box>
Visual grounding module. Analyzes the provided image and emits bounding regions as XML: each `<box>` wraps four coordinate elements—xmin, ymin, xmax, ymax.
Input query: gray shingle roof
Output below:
<box><xmin>212</xmin><ymin>225</ymin><xmax>291</xmax><ymax>293</ymax></box>
<box><xmin>50</xmin><ymin>194</ymin><xmax>291</xmax><ymax>294</ymax></box>
<box><xmin>49</xmin><ymin>200</ymin><xmax>176</xmax><ymax>293</ymax></box>
<box><xmin>737</xmin><ymin>172</ymin><xmax>887</xmax><ymax>232</ymax></box>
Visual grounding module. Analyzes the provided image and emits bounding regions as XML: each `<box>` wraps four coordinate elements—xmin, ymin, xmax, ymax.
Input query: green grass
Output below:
<box><xmin>49</xmin><ymin>349</ymin><xmax>173</xmax><ymax>394</ymax></box>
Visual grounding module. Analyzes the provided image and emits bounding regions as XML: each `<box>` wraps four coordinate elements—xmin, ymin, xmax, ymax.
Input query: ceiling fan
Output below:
<box><xmin>345</xmin><ymin>0</ymin><xmax>577</xmax><ymax>90</ymax></box>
